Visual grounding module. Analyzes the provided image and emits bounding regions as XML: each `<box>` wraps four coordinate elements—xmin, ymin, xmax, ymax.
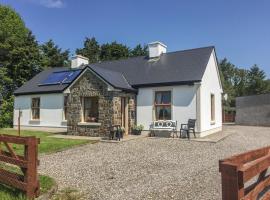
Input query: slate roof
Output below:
<box><xmin>91</xmin><ymin>46</ymin><xmax>214</xmax><ymax>87</ymax></box>
<box><xmin>14</xmin><ymin>46</ymin><xmax>215</xmax><ymax>95</ymax></box>
<box><xmin>14</xmin><ymin>67</ymin><xmax>74</xmax><ymax>95</ymax></box>
<box><xmin>88</xmin><ymin>66</ymin><xmax>135</xmax><ymax>91</ymax></box>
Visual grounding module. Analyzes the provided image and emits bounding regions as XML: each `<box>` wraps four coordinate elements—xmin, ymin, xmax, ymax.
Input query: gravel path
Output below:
<box><xmin>39</xmin><ymin>125</ymin><xmax>270</xmax><ymax>200</ymax></box>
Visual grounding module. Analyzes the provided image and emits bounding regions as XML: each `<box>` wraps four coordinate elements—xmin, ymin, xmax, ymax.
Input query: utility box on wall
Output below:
<box><xmin>235</xmin><ymin>93</ymin><xmax>270</xmax><ymax>126</ymax></box>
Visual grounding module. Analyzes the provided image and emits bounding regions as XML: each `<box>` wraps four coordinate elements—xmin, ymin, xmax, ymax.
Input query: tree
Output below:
<box><xmin>76</xmin><ymin>37</ymin><xmax>100</xmax><ymax>63</ymax></box>
<box><xmin>0</xmin><ymin>96</ymin><xmax>13</xmax><ymax>127</ymax></box>
<box><xmin>76</xmin><ymin>38</ymin><xmax>149</xmax><ymax>63</ymax></box>
<box><xmin>40</xmin><ymin>39</ymin><xmax>69</xmax><ymax>68</ymax></box>
<box><xmin>246</xmin><ymin>65</ymin><xmax>269</xmax><ymax>95</ymax></box>
<box><xmin>100</xmin><ymin>41</ymin><xmax>130</xmax><ymax>61</ymax></box>
<box><xmin>219</xmin><ymin>58</ymin><xmax>237</xmax><ymax>107</ymax></box>
<box><xmin>219</xmin><ymin>58</ymin><xmax>270</xmax><ymax>112</ymax></box>
<box><xmin>0</xmin><ymin>66</ymin><xmax>12</xmax><ymax>99</ymax></box>
<box><xmin>266</xmin><ymin>79</ymin><xmax>270</xmax><ymax>91</ymax></box>
<box><xmin>234</xmin><ymin>69</ymin><xmax>249</xmax><ymax>97</ymax></box>
<box><xmin>0</xmin><ymin>5</ymin><xmax>43</xmax><ymax>127</ymax></box>
<box><xmin>130</xmin><ymin>44</ymin><xmax>148</xmax><ymax>57</ymax></box>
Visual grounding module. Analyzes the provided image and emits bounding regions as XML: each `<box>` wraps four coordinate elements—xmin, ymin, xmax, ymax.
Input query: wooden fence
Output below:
<box><xmin>219</xmin><ymin>146</ymin><xmax>270</xmax><ymax>200</ymax></box>
<box><xmin>222</xmin><ymin>113</ymin><xmax>235</xmax><ymax>123</ymax></box>
<box><xmin>0</xmin><ymin>134</ymin><xmax>40</xmax><ymax>199</ymax></box>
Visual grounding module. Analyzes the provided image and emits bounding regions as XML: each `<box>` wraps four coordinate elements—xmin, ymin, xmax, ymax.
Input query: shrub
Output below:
<box><xmin>132</xmin><ymin>125</ymin><xmax>144</xmax><ymax>131</ymax></box>
<box><xmin>0</xmin><ymin>96</ymin><xmax>14</xmax><ymax>128</ymax></box>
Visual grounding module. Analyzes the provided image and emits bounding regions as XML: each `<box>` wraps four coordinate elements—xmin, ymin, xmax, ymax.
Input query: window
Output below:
<box><xmin>154</xmin><ymin>91</ymin><xmax>171</xmax><ymax>120</ymax></box>
<box><xmin>83</xmin><ymin>97</ymin><xmax>98</xmax><ymax>122</ymax></box>
<box><xmin>31</xmin><ymin>98</ymin><xmax>40</xmax><ymax>120</ymax></box>
<box><xmin>211</xmin><ymin>94</ymin><xmax>215</xmax><ymax>122</ymax></box>
<box><xmin>63</xmin><ymin>96</ymin><xmax>68</xmax><ymax>120</ymax></box>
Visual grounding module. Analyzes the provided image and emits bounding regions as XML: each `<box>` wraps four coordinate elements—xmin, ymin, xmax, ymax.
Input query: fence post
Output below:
<box><xmin>219</xmin><ymin>161</ymin><xmax>244</xmax><ymax>200</ymax></box>
<box><xmin>24</xmin><ymin>137</ymin><xmax>39</xmax><ymax>199</ymax></box>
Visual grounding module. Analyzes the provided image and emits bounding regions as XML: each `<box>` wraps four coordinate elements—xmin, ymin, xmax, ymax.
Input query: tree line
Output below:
<box><xmin>0</xmin><ymin>5</ymin><xmax>148</xmax><ymax>127</ymax></box>
<box><xmin>219</xmin><ymin>59</ymin><xmax>270</xmax><ymax>112</ymax></box>
<box><xmin>0</xmin><ymin>5</ymin><xmax>270</xmax><ymax>127</ymax></box>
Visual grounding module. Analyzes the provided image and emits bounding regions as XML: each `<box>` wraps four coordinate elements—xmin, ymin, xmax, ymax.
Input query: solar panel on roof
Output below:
<box><xmin>62</xmin><ymin>70</ymin><xmax>81</xmax><ymax>83</ymax></box>
<box><xmin>39</xmin><ymin>69</ymin><xmax>82</xmax><ymax>86</ymax></box>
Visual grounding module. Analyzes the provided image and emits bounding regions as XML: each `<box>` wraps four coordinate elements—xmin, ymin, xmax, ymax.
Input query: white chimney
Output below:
<box><xmin>148</xmin><ymin>41</ymin><xmax>167</xmax><ymax>58</ymax></box>
<box><xmin>71</xmin><ymin>55</ymin><xmax>89</xmax><ymax>68</ymax></box>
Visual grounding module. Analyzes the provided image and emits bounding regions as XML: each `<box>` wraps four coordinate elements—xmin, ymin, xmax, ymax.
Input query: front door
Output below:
<box><xmin>121</xmin><ymin>97</ymin><xmax>129</xmax><ymax>135</ymax></box>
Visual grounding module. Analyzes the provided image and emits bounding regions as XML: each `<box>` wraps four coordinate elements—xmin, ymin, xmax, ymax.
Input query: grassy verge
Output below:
<box><xmin>0</xmin><ymin>128</ymin><xmax>97</xmax><ymax>199</ymax></box>
<box><xmin>0</xmin><ymin>163</ymin><xmax>55</xmax><ymax>199</ymax></box>
<box><xmin>0</xmin><ymin>174</ymin><xmax>55</xmax><ymax>200</ymax></box>
<box><xmin>0</xmin><ymin>129</ymin><xmax>97</xmax><ymax>155</ymax></box>
<box><xmin>53</xmin><ymin>188</ymin><xmax>85</xmax><ymax>200</ymax></box>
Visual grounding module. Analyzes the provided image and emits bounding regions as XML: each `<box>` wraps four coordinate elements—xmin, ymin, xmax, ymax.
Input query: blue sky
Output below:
<box><xmin>1</xmin><ymin>0</ymin><xmax>270</xmax><ymax>78</ymax></box>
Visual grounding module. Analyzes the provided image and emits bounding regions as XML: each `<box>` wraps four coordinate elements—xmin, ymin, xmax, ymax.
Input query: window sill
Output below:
<box><xmin>29</xmin><ymin>120</ymin><xmax>40</xmax><ymax>124</ymax></box>
<box><xmin>78</xmin><ymin>122</ymin><xmax>101</xmax><ymax>126</ymax></box>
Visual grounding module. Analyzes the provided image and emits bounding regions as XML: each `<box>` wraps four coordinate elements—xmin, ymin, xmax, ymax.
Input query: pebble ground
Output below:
<box><xmin>39</xmin><ymin>125</ymin><xmax>270</xmax><ymax>200</ymax></box>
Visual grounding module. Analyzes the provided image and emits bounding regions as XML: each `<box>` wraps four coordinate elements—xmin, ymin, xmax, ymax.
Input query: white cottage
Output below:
<box><xmin>14</xmin><ymin>42</ymin><xmax>223</xmax><ymax>137</ymax></box>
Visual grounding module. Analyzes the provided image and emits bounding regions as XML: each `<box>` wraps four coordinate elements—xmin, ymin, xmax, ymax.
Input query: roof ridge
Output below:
<box><xmin>88</xmin><ymin>65</ymin><xmax>125</xmax><ymax>75</ymax></box>
<box><xmin>120</xmin><ymin>73</ymin><xmax>132</xmax><ymax>88</ymax></box>
<box><xmin>91</xmin><ymin>45</ymin><xmax>214</xmax><ymax>66</ymax></box>
<box><xmin>164</xmin><ymin>46</ymin><xmax>215</xmax><ymax>55</ymax></box>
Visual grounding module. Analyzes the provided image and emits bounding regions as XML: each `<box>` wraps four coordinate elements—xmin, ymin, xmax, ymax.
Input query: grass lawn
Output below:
<box><xmin>0</xmin><ymin>128</ymin><xmax>97</xmax><ymax>199</ymax></box>
<box><xmin>0</xmin><ymin>163</ymin><xmax>55</xmax><ymax>200</ymax></box>
<box><xmin>0</xmin><ymin>173</ymin><xmax>55</xmax><ymax>200</ymax></box>
<box><xmin>0</xmin><ymin>129</ymin><xmax>96</xmax><ymax>155</ymax></box>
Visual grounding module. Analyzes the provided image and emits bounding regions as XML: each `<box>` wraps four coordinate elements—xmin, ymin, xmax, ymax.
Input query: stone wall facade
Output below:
<box><xmin>67</xmin><ymin>69</ymin><xmax>136</xmax><ymax>136</ymax></box>
<box><xmin>112</xmin><ymin>94</ymin><xmax>136</xmax><ymax>133</ymax></box>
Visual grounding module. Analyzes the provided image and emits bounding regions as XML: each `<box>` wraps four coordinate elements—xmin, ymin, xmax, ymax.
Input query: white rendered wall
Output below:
<box><xmin>13</xmin><ymin>93</ymin><xmax>67</xmax><ymax>128</ymax></box>
<box><xmin>71</xmin><ymin>55</ymin><xmax>89</xmax><ymax>68</ymax></box>
<box><xmin>137</xmin><ymin>85</ymin><xmax>198</xmax><ymax>130</ymax></box>
<box><xmin>199</xmin><ymin>51</ymin><xmax>223</xmax><ymax>136</ymax></box>
<box><xmin>148</xmin><ymin>42</ymin><xmax>167</xmax><ymax>58</ymax></box>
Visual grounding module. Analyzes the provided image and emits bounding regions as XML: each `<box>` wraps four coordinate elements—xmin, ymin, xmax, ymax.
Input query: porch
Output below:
<box><xmin>66</xmin><ymin>68</ymin><xmax>136</xmax><ymax>137</ymax></box>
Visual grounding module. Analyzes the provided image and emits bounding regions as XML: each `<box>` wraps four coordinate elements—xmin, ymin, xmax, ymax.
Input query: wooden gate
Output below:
<box><xmin>0</xmin><ymin>134</ymin><xmax>40</xmax><ymax>199</ymax></box>
<box><xmin>219</xmin><ymin>146</ymin><xmax>270</xmax><ymax>200</ymax></box>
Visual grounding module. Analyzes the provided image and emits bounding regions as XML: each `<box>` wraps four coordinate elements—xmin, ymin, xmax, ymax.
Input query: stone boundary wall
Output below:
<box><xmin>235</xmin><ymin>93</ymin><xmax>270</xmax><ymax>126</ymax></box>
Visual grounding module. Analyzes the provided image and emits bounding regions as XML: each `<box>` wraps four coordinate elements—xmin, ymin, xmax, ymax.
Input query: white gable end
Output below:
<box><xmin>202</xmin><ymin>50</ymin><xmax>223</xmax><ymax>92</ymax></box>
<box><xmin>199</xmin><ymin>50</ymin><xmax>223</xmax><ymax>136</ymax></box>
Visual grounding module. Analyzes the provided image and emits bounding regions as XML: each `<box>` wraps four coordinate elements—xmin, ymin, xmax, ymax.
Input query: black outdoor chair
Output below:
<box><xmin>180</xmin><ymin>119</ymin><xmax>196</xmax><ymax>139</ymax></box>
<box><xmin>109</xmin><ymin>125</ymin><xmax>122</xmax><ymax>141</ymax></box>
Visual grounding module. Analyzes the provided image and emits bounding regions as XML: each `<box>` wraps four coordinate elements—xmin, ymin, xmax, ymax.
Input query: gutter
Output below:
<box><xmin>14</xmin><ymin>90</ymin><xmax>65</xmax><ymax>96</ymax></box>
<box><xmin>132</xmin><ymin>80</ymin><xmax>202</xmax><ymax>88</ymax></box>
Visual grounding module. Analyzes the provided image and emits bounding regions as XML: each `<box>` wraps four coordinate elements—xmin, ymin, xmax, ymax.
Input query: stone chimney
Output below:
<box><xmin>148</xmin><ymin>41</ymin><xmax>167</xmax><ymax>58</ymax></box>
<box><xmin>71</xmin><ymin>55</ymin><xmax>89</xmax><ymax>68</ymax></box>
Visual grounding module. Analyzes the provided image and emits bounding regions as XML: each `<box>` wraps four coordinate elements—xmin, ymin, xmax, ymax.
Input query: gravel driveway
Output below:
<box><xmin>39</xmin><ymin>125</ymin><xmax>270</xmax><ymax>200</ymax></box>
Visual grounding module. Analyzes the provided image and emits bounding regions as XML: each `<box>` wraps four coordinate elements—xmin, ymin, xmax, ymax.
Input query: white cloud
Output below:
<box><xmin>28</xmin><ymin>0</ymin><xmax>66</xmax><ymax>8</ymax></box>
<box><xmin>40</xmin><ymin>0</ymin><xmax>65</xmax><ymax>8</ymax></box>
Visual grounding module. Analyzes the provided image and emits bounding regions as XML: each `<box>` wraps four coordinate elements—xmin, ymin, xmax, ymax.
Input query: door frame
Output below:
<box><xmin>121</xmin><ymin>97</ymin><xmax>129</xmax><ymax>135</ymax></box>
